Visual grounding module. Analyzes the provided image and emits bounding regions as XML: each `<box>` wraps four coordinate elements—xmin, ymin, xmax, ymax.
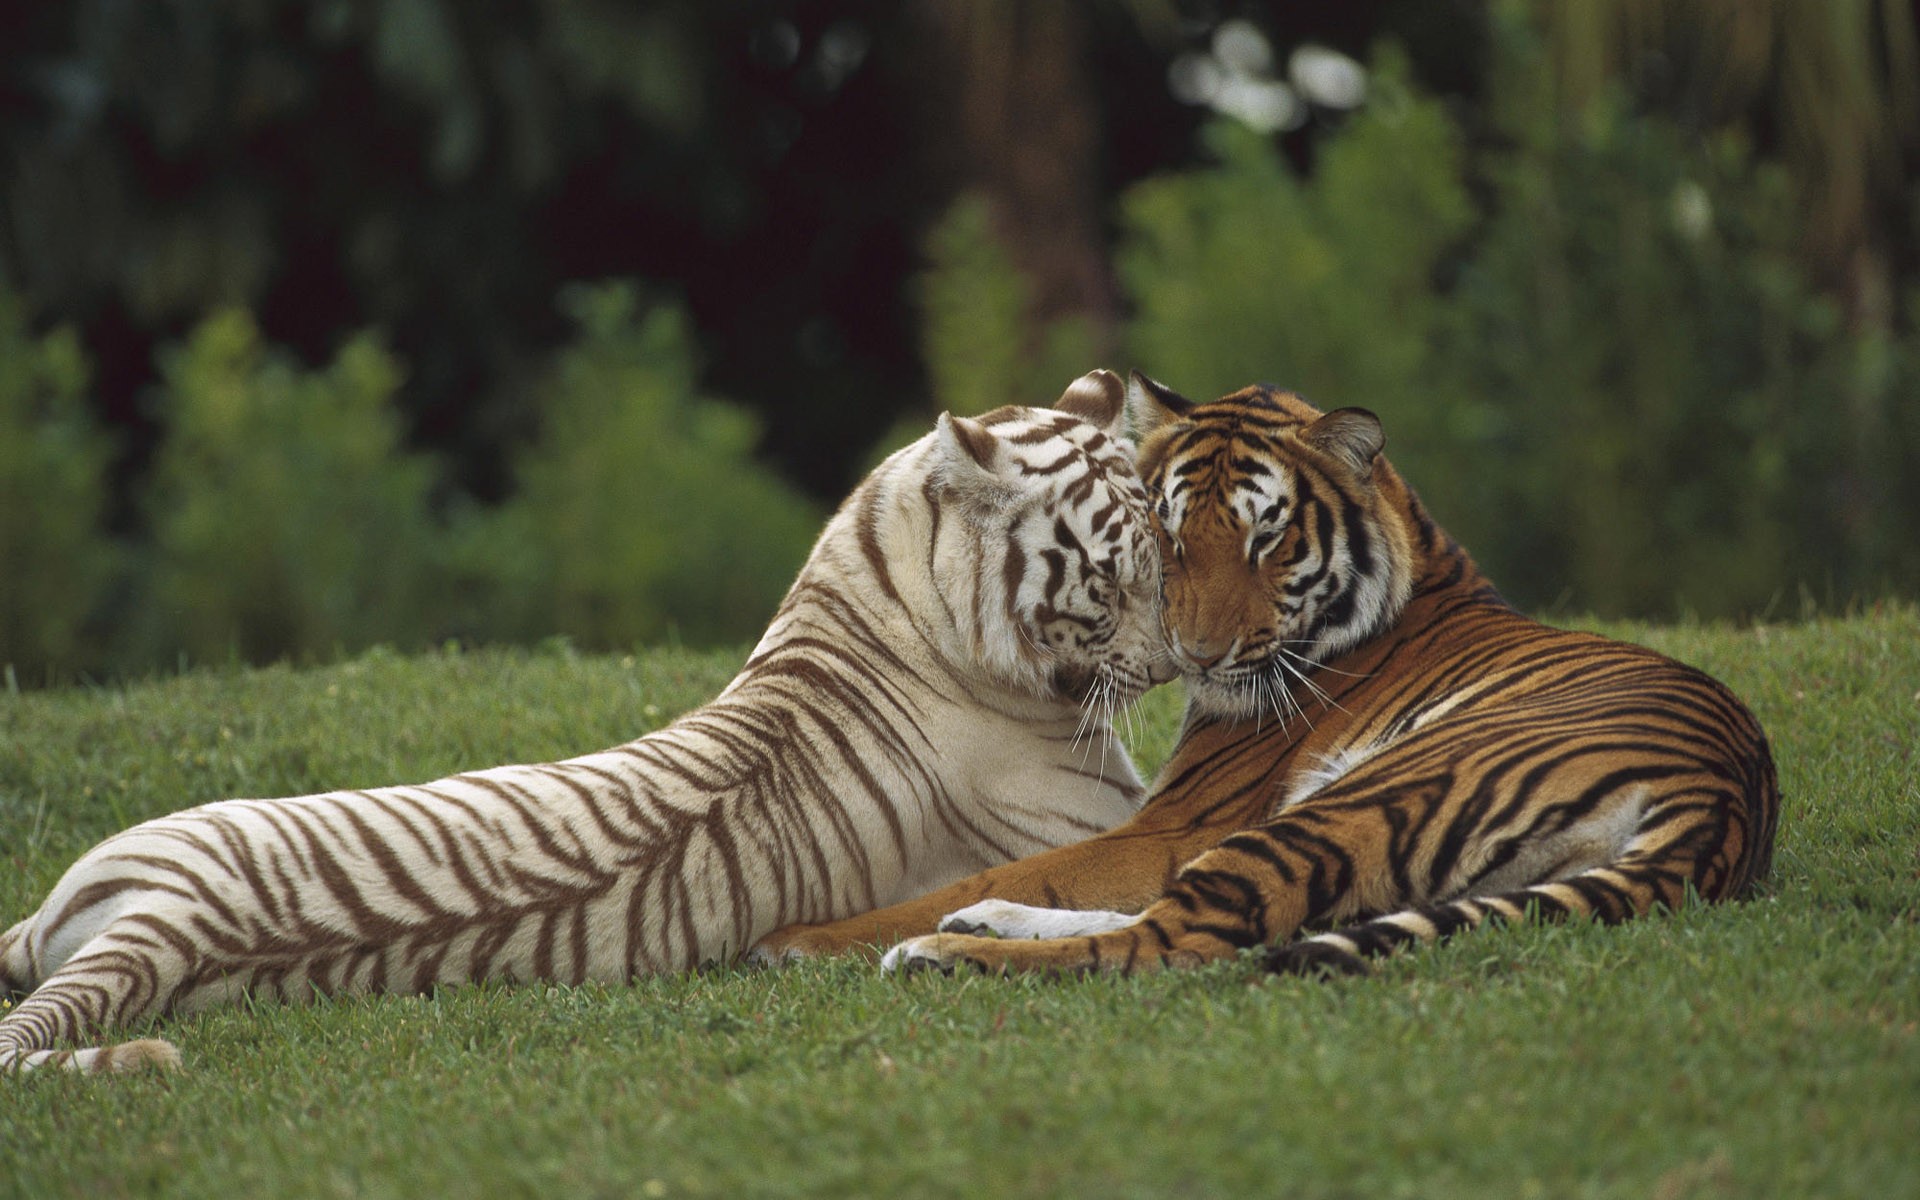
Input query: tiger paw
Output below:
<box><xmin>880</xmin><ymin>933</ymin><xmax>990</xmax><ymax>974</ymax></box>
<box><xmin>1263</xmin><ymin>937</ymin><xmax>1371</xmax><ymax>978</ymax></box>
<box><xmin>938</xmin><ymin>899</ymin><xmax>1137</xmax><ymax>940</ymax></box>
<box><xmin>745</xmin><ymin>924</ymin><xmax>852</xmax><ymax>966</ymax></box>
<box><xmin>99</xmin><ymin>1038</ymin><xmax>184</xmax><ymax>1073</ymax></box>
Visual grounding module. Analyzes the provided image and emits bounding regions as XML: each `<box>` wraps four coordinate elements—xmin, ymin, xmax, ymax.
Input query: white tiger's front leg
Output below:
<box><xmin>877</xmin><ymin>900</ymin><xmax>1139</xmax><ymax>972</ymax></box>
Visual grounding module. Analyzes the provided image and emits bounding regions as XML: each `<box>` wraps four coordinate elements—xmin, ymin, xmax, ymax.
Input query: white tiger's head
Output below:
<box><xmin>926</xmin><ymin>371</ymin><xmax>1173</xmax><ymax>711</ymax></box>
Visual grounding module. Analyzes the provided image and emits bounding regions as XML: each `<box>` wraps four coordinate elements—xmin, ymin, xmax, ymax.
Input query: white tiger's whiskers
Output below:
<box><xmin>1121</xmin><ymin>676</ymin><xmax>1148</xmax><ymax>749</ymax></box>
<box><xmin>1070</xmin><ymin>665</ymin><xmax>1126</xmax><ymax>793</ymax></box>
<box><xmin>1097</xmin><ymin>669</ymin><xmax>1120</xmax><ymax>787</ymax></box>
<box><xmin>1069</xmin><ymin>668</ymin><xmax>1104</xmax><ymax>759</ymax></box>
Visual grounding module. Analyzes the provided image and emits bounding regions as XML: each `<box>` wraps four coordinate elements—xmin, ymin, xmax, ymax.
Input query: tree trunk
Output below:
<box><xmin>900</xmin><ymin>1</ymin><xmax>1119</xmax><ymax>352</ymax></box>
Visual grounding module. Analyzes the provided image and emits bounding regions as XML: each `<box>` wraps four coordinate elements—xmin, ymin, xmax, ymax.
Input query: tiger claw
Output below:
<box><xmin>880</xmin><ymin>937</ymin><xmax>949</xmax><ymax>974</ymax></box>
<box><xmin>934</xmin><ymin>918</ymin><xmax>993</xmax><ymax>937</ymax></box>
<box><xmin>1264</xmin><ymin>938</ymin><xmax>1370</xmax><ymax>977</ymax></box>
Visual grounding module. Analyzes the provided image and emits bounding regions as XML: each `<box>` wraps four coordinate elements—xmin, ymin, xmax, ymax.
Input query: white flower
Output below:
<box><xmin>1671</xmin><ymin>181</ymin><xmax>1713</xmax><ymax>240</ymax></box>
<box><xmin>1289</xmin><ymin>45</ymin><xmax>1368</xmax><ymax>110</ymax></box>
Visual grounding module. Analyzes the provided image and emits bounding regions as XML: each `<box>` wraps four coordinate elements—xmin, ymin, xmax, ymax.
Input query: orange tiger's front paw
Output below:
<box><xmin>879</xmin><ymin>932</ymin><xmax>1017</xmax><ymax>975</ymax></box>
<box><xmin>744</xmin><ymin>923</ymin><xmax>875</xmax><ymax>966</ymax></box>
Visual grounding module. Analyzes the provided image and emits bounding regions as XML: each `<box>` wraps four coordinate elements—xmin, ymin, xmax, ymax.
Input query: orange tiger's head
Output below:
<box><xmin>1128</xmin><ymin>375</ymin><xmax>1418</xmax><ymax>719</ymax></box>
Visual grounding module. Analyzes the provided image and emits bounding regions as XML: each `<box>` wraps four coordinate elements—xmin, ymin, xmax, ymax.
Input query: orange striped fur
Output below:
<box><xmin>752</xmin><ymin>378</ymin><xmax>1779</xmax><ymax>976</ymax></box>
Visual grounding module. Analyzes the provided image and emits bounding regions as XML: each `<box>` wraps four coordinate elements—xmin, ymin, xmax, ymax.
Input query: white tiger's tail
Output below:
<box><xmin>0</xmin><ymin>915</ymin><xmax>182</xmax><ymax>1074</ymax></box>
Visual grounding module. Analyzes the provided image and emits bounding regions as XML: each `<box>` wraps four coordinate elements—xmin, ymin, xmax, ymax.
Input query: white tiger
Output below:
<box><xmin>0</xmin><ymin>370</ymin><xmax>1168</xmax><ymax>1072</ymax></box>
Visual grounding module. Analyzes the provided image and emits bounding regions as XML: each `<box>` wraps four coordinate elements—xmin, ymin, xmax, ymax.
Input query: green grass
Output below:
<box><xmin>3</xmin><ymin>612</ymin><xmax>1917</xmax><ymax>1199</ymax></box>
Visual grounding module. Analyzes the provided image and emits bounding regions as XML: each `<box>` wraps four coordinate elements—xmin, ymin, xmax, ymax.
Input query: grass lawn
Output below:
<box><xmin>2</xmin><ymin>611</ymin><xmax>1917</xmax><ymax>1199</ymax></box>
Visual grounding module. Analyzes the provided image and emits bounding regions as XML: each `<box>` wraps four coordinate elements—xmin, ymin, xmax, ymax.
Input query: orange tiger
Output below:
<box><xmin>750</xmin><ymin>376</ymin><xmax>1780</xmax><ymax>975</ymax></box>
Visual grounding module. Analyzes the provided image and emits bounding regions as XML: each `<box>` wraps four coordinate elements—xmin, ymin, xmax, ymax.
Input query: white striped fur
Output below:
<box><xmin>0</xmin><ymin>372</ymin><xmax>1166</xmax><ymax>1072</ymax></box>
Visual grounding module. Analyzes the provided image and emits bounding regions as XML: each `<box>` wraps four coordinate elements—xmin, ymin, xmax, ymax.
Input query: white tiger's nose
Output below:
<box><xmin>1147</xmin><ymin>654</ymin><xmax>1182</xmax><ymax>685</ymax></box>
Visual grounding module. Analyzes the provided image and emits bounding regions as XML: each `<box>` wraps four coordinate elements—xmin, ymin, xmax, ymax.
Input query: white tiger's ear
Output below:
<box><xmin>1301</xmin><ymin>407</ymin><xmax>1385</xmax><ymax>475</ymax></box>
<box><xmin>935</xmin><ymin>411</ymin><xmax>1013</xmax><ymax>495</ymax></box>
<box><xmin>1126</xmin><ymin>370</ymin><xmax>1195</xmax><ymax>437</ymax></box>
<box><xmin>1055</xmin><ymin>369</ymin><xmax>1126</xmax><ymax>435</ymax></box>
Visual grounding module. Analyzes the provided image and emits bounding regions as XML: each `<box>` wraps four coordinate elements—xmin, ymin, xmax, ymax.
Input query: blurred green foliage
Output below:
<box><xmin>457</xmin><ymin>283</ymin><xmax>818</xmax><ymax>649</ymax></box>
<box><xmin>1121</xmin><ymin>49</ymin><xmax>1472</xmax><ymax>411</ymax></box>
<box><xmin>1109</xmin><ymin>37</ymin><xmax>1920</xmax><ymax>618</ymax></box>
<box><xmin>138</xmin><ymin>310</ymin><xmax>440</xmax><ymax>665</ymax></box>
<box><xmin>860</xmin><ymin>192</ymin><xmax>1107</xmax><ymax>467</ymax></box>
<box><xmin>0</xmin><ymin>295</ymin><xmax>117</xmax><ymax>680</ymax></box>
<box><xmin>5</xmin><ymin>7</ymin><xmax>1918</xmax><ymax>682</ymax></box>
<box><xmin>1433</xmin><ymin>25</ymin><xmax>1909</xmax><ymax>616</ymax></box>
<box><xmin>919</xmin><ymin>194</ymin><xmax>1101</xmax><ymax>420</ymax></box>
<box><xmin>0</xmin><ymin>2</ymin><xmax>925</xmax><ymax>516</ymax></box>
<box><xmin>0</xmin><ymin>283</ymin><xmax>818</xmax><ymax>682</ymax></box>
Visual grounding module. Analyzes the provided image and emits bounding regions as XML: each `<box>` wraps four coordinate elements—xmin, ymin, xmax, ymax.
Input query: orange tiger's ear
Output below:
<box><xmin>1126</xmin><ymin>371</ymin><xmax>1194</xmax><ymax>436</ymax></box>
<box><xmin>1301</xmin><ymin>407</ymin><xmax>1385</xmax><ymax>475</ymax></box>
<box><xmin>1055</xmin><ymin>369</ymin><xmax>1126</xmax><ymax>434</ymax></box>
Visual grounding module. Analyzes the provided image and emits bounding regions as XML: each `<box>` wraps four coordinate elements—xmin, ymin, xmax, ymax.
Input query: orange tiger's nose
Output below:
<box><xmin>1174</xmin><ymin>632</ymin><xmax>1236</xmax><ymax>670</ymax></box>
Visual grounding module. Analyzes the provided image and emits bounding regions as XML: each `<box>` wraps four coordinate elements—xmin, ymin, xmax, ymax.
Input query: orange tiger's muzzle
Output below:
<box><xmin>1161</xmin><ymin>529</ymin><xmax>1277</xmax><ymax>677</ymax></box>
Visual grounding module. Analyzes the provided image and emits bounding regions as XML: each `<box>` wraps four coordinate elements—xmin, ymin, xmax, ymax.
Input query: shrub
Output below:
<box><xmin>0</xmin><ymin>291</ymin><xmax>118</xmax><ymax>679</ymax></box>
<box><xmin>137</xmin><ymin>310</ymin><xmax>442</xmax><ymax>665</ymax></box>
<box><xmin>866</xmin><ymin>193</ymin><xmax>1104</xmax><ymax>467</ymax></box>
<box><xmin>1437</xmin><ymin>10</ymin><xmax>1920</xmax><ymax>615</ymax></box>
<box><xmin>1114</xmin><ymin>33</ymin><xmax>1920</xmax><ymax>618</ymax></box>
<box><xmin>918</xmin><ymin>193</ymin><xmax>1101</xmax><ymax>418</ymax></box>
<box><xmin>1117</xmin><ymin>49</ymin><xmax>1472</xmax><ymax>413</ymax></box>
<box><xmin>466</xmin><ymin>283</ymin><xmax>819</xmax><ymax>649</ymax></box>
